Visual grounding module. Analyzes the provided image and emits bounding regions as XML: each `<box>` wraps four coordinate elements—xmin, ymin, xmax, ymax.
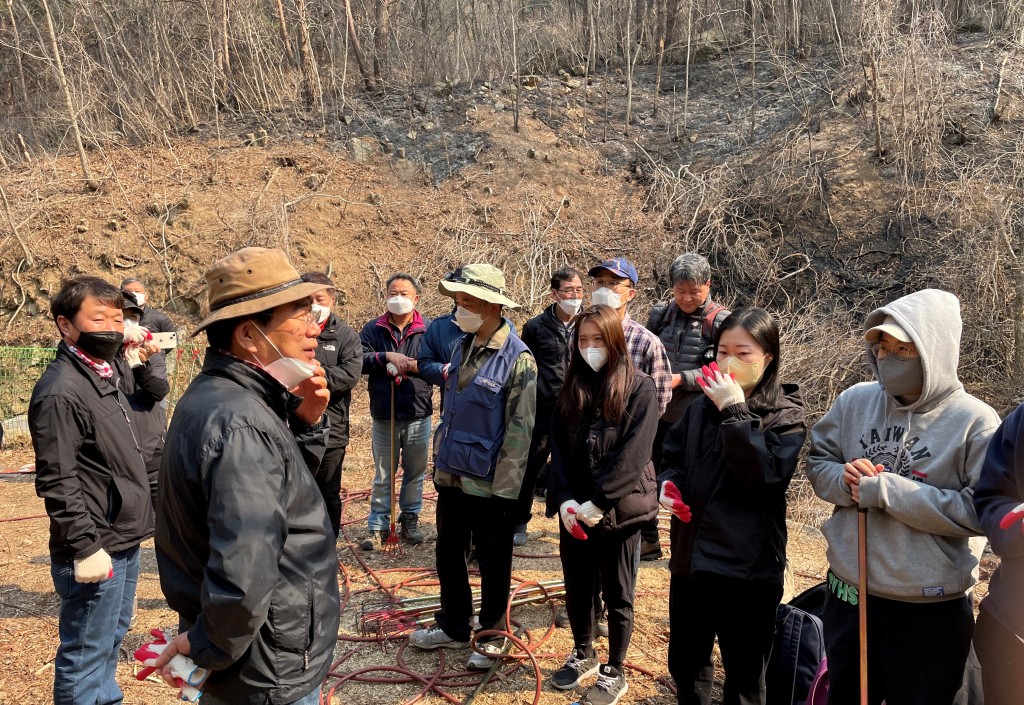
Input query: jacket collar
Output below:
<box><xmin>541</xmin><ymin>303</ymin><xmax>574</xmax><ymax>332</ymax></box>
<box><xmin>201</xmin><ymin>349</ymin><xmax>301</xmax><ymax>419</ymax></box>
<box><xmin>373</xmin><ymin>309</ymin><xmax>426</xmax><ymax>337</ymax></box>
<box><xmin>317</xmin><ymin>312</ymin><xmax>341</xmax><ymax>341</ymax></box>
<box><xmin>57</xmin><ymin>342</ymin><xmax>120</xmax><ymax>397</ymax></box>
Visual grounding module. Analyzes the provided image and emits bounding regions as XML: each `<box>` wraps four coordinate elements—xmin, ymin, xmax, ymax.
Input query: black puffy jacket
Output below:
<box><xmin>646</xmin><ymin>299</ymin><xmax>730</xmax><ymax>423</ymax></box>
<box><xmin>30</xmin><ymin>343</ymin><xmax>168</xmax><ymax>561</ymax></box>
<box><xmin>313</xmin><ymin>313</ymin><xmax>362</xmax><ymax>448</ymax></box>
<box><xmin>658</xmin><ymin>385</ymin><xmax>806</xmax><ymax>583</ymax></box>
<box><xmin>547</xmin><ymin>372</ymin><xmax>660</xmax><ymax>530</ymax></box>
<box><xmin>155</xmin><ymin>351</ymin><xmax>339</xmax><ymax>705</ymax></box>
<box><xmin>520</xmin><ymin>304</ymin><xmax>573</xmax><ymax>410</ymax></box>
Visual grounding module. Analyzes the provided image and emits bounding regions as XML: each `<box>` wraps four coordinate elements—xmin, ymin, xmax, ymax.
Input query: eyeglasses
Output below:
<box><xmin>592</xmin><ymin>279</ymin><xmax>631</xmax><ymax>290</ymax></box>
<box><xmin>557</xmin><ymin>287</ymin><xmax>585</xmax><ymax>295</ymax></box>
<box><xmin>871</xmin><ymin>342</ymin><xmax>916</xmax><ymax>361</ymax></box>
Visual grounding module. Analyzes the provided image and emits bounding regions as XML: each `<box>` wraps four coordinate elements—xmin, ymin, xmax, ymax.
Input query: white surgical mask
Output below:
<box><xmin>454</xmin><ymin>306</ymin><xmax>484</xmax><ymax>333</ymax></box>
<box><xmin>386</xmin><ymin>296</ymin><xmax>415</xmax><ymax>315</ymax></box>
<box><xmin>581</xmin><ymin>346</ymin><xmax>608</xmax><ymax>371</ymax></box>
<box><xmin>133</xmin><ymin>292</ymin><xmax>146</xmax><ymax>307</ymax></box>
<box><xmin>558</xmin><ymin>298</ymin><xmax>584</xmax><ymax>316</ymax></box>
<box><xmin>252</xmin><ymin>325</ymin><xmax>318</xmax><ymax>388</ymax></box>
<box><xmin>311</xmin><ymin>303</ymin><xmax>331</xmax><ymax>324</ymax></box>
<box><xmin>591</xmin><ymin>287</ymin><xmax>622</xmax><ymax>309</ymax></box>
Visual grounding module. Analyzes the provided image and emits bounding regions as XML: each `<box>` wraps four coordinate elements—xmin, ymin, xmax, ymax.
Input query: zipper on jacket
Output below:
<box><xmin>114</xmin><ymin>377</ymin><xmax>145</xmax><ymax>462</ymax></box>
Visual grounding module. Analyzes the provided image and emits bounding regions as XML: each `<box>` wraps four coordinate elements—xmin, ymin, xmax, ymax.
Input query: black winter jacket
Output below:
<box><xmin>140</xmin><ymin>305</ymin><xmax>176</xmax><ymax>334</ymax></box>
<box><xmin>360</xmin><ymin>311</ymin><xmax>433</xmax><ymax>420</ymax></box>
<box><xmin>520</xmin><ymin>304</ymin><xmax>573</xmax><ymax>410</ymax></box>
<box><xmin>126</xmin><ymin>350</ymin><xmax>168</xmax><ymax>508</ymax></box>
<box><xmin>30</xmin><ymin>343</ymin><xmax>168</xmax><ymax>561</ymax></box>
<box><xmin>658</xmin><ymin>384</ymin><xmax>806</xmax><ymax>583</ymax></box>
<box><xmin>155</xmin><ymin>351</ymin><xmax>339</xmax><ymax>705</ymax></box>
<box><xmin>547</xmin><ymin>372</ymin><xmax>660</xmax><ymax>530</ymax></box>
<box><xmin>646</xmin><ymin>299</ymin><xmax>730</xmax><ymax>423</ymax></box>
<box><xmin>314</xmin><ymin>313</ymin><xmax>362</xmax><ymax>448</ymax></box>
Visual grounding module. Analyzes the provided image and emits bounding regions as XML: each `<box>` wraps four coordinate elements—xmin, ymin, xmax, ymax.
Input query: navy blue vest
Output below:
<box><xmin>435</xmin><ymin>330</ymin><xmax>529</xmax><ymax>482</ymax></box>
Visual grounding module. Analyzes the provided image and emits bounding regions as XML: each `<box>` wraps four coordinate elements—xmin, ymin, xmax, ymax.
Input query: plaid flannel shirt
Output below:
<box><xmin>623</xmin><ymin>313</ymin><xmax>673</xmax><ymax>415</ymax></box>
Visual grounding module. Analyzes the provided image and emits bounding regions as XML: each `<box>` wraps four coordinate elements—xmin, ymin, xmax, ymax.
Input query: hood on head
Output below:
<box><xmin>862</xmin><ymin>288</ymin><xmax>963</xmax><ymax>409</ymax></box>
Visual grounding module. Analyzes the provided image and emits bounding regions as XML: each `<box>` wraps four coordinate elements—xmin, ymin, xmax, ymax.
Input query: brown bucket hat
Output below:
<box><xmin>192</xmin><ymin>247</ymin><xmax>325</xmax><ymax>336</ymax></box>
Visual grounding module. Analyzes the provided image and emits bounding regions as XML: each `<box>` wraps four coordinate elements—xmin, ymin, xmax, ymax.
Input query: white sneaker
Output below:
<box><xmin>466</xmin><ymin>640</ymin><xmax>504</xmax><ymax>669</ymax></box>
<box><xmin>408</xmin><ymin>624</ymin><xmax>469</xmax><ymax>650</ymax></box>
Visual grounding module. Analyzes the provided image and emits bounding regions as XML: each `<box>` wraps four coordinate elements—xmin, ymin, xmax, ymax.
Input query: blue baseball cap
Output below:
<box><xmin>588</xmin><ymin>257</ymin><xmax>638</xmax><ymax>285</ymax></box>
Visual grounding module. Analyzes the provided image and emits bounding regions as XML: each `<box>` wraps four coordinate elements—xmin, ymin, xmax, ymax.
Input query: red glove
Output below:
<box><xmin>999</xmin><ymin>502</ymin><xmax>1024</xmax><ymax>532</ymax></box>
<box><xmin>659</xmin><ymin>481</ymin><xmax>693</xmax><ymax>523</ymax></box>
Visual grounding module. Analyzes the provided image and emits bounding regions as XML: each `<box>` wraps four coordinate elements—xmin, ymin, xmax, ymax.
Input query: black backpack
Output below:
<box><xmin>766</xmin><ymin>594</ymin><xmax>826</xmax><ymax>705</ymax></box>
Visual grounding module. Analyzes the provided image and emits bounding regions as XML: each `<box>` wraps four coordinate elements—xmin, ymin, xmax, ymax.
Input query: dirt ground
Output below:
<box><xmin>0</xmin><ymin>384</ymin><xmax>838</xmax><ymax>705</ymax></box>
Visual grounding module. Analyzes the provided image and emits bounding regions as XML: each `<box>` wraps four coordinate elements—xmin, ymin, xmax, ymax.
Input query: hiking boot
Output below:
<box><xmin>555</xmin><ymin>606</ymin><xmax>570</xmax><ymax>628</ymax></box>
<box><xmin>360</xmin><ymin>530</ymin><xmax>388</xmax><ymax>551</ymax></box>
<box><xmin>550</xmin><ymin>647</ymin><xmax>600</xmax><ymax>690</ymax></box>
<box><xmin>583</xmin><ymin>664</ymin><xmax>628</xmax><ymax>705</ymax></box>
<box><xmin>639</xmin><ymin>539</ymin><xmax>663</xmax><ymax>561</ymax></box>
<box><xmin>595</xmin><ymin>613</ymin><xmax>609</xmax><ymax>638</ymax></box>
<box><xmin>466</xmin><ymin>640</ymin><xmax>504</xmax><ymax>670</ymax></box>
<box><xmin>399</xmin><ymin>512</ymin><xmax>425</xmax><ymax>545</ymax></box>
<box><xmin>408</xmin><ymin>624</ymin><xmax>470</xmax><ymax>650</ymax></box>
<box><xmin>513</xmin><ymin>523</ymin><xmax>528</xmax><ymax>547</ymax></box>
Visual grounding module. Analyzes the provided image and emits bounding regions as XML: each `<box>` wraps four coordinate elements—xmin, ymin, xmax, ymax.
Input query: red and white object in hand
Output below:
<box><xmin>134</xmin><ymin>629</ymin><xmax>208</xmax><ymax>702</ymax></box>
<box><xmin>659</xmin><ymin>481</ymin><xmax>693</xmax><ymax>523</ymax></box>
<box><xmin>999</xmin><ymin>502</ymin><xmax>1024</xmax><ymax>533</ymax></box>
<box><xmin>559</xmin><ymin>500</ymin><xmax>588</xmax><ymax>540</ymax></box>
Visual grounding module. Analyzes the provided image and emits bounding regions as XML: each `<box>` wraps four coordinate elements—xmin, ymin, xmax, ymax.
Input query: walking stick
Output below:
<box><xmin>858</xmin><ymin>507</ymin><xmax>869</xmax><ymax>705</ymax></box>
<box><xmin>383</xmin><ymin>377</ymin><xmax>402</xmax><ymax>556</ymax></box>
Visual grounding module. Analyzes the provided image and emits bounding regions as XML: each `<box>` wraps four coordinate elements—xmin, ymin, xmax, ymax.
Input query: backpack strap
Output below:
<box><xmin>700</xmin><ymin>302</ymin><xmax>726</xmax><ymax>342</ymax></box>
<box><xmin>648</xmin><ymin>301</ymin><xmax>676</xmax><ymax>336</ymax></box>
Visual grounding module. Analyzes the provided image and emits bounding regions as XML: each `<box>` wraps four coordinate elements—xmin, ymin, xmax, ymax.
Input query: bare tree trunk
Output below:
<box><xmin>273</xmin><ymin>0</ymin><xmax>295</xmax><ymax>64</ymax></box>
<box><xmin>373</xmin><ymin>0</ymin><xmax>393</xmax><ymax>84</ymax></box>
<box><xmin>40</xmin><ymin>0</ymin><xmax>94</xmax><ymax>186</ymax></box>
<box><xmin>343</xmin><ymin>0</ymin><xmax>376</xmax><ymax>91</ymax></box>
<box><xmin>295</xmin><ymin>0</ymin><xmax>321</xmax><ymax>110</ymax></box>
<box><xmin>5</xmin><ymin>0</ymin><xmax>33</xmax><ymax>141</ymax></box>
<box><xmin>509</xmin><ymin>0</ymin><xmax>521</xmax><ymax>132</ymax></box>
<box><xmin>653</xmin><ymin>0</ymin><xmax>667</xmax><ymax>117</ymax></box>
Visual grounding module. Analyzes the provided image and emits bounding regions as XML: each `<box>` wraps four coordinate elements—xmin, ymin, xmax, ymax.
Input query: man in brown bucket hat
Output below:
<box><xmin>152</xmin><ymin>247</ymin><xmax>339</xmax><ymax>705</ymax></box>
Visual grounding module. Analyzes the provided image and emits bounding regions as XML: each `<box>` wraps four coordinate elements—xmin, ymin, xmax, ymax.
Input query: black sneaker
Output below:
<box><xmin>513</xmin><ymin>523</ymin><xmax>528</xmax><ymax>547</ymax></box>
<box><xmin>555</xmin><ymin>606</ymin><xmax>570</xmax><ymax>628</ymax></box>
<box><xmin>399</xmin><ymin>513</ymin><xmax>425</xmax><ymax>545</ymax></box>
<box><xmin>583</xmin><ymin>664</ymin><xmax>628</xmax><ymax>705</ymax></box>
<box><xmin>639</xmin><ymin>539</ymin><xmax>663</xmax><ymax>561</ymax></box>
<box><xmin>550</xmin><ymin>647</ymin><xmax>599</xmax><ymax>690</ymax></box>
<box><xmin>595</xmin><ymin>613</ymin><xmax>608</xmax><ymax>638</ymax></box>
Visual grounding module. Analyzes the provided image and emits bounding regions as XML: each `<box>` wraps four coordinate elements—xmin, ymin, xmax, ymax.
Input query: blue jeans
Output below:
<box><xmin>201</xmin><ymin>687</ymin><xmax>321</xmax><ymax>705</ymax></box>
<box><xmin>368</xmin><ymin>416</ymin><xmax>431</xmax><ymax>531</ymax></box>
<box><xmin>51</xmin><ymin>546</ymin><xmax>140</xmax><ymax>705</ymax></box>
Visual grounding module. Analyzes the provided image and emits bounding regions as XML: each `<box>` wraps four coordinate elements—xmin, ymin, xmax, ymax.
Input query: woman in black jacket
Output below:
<box><xmin>546</xmin><ymin>304</ymin><xmax>659</xmax><ymax>705</ymax></box>
<box><xmin>658</xmin><ymin>306</ymin><xmax>806</xmax><ymax>705</ymax></box>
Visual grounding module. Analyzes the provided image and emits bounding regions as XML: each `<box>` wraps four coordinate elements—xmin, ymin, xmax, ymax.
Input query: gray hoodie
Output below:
<box><xmin>806</xmin><ymin>289</ymin><xmax>999</xmax><ymax>602</ymax></box>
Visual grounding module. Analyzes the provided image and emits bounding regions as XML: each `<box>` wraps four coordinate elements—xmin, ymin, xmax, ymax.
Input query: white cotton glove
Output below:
<box><xmin>386</xmin><ymin>362</ymin><xmax>404</xmax><ymax>384</ymax></box>
<box><xmin>74</xmin><ymin>548</ymin><xmax>113</xmax><ymax>583</ymax></box>
<box><xmin>576</xmin><ymin>500</ymin><xmax>605</xmax><ymax>527</ymax></box>
<box><xmin>696</xmin><ymin>362</ymin><xmax>745</xmax><ymax>410</ymax></box>
<box><xmin>559</xmin><ymin>499</ymin><xmax>586</xmax><ymax>539</ymax></box>
<box><xmin>442</xmin><ymin>363</ymin><xmax>451</xmax><ymax>381</ymax></box>
<box><xmin>123</xmin><ymin>321</ymin><xmax>151</xmax><ymax>368</ymax></box>
<box><xmin>659</xmin><ymin>481</ymin><xmax>693</xmax><ymax>522</ymax></box>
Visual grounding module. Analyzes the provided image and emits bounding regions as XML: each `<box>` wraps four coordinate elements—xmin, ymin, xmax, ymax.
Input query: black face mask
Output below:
<box><xmin>72</xmin><ymin>328</ymin><xmax>124</xmax><ymax>362</ymax></box>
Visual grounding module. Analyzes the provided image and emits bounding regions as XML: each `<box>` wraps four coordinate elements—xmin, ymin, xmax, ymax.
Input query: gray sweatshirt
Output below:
<box><xmin>806</xmin><ymin>289</ymin><xmax>999</xmax><ymax>602</ymax></box>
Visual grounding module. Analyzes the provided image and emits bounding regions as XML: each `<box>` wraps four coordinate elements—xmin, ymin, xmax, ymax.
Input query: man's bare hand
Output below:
<box><xmin>292</xmin><ymin>364</ymin><xmax>329</xmax><ymax>425</ymax></box>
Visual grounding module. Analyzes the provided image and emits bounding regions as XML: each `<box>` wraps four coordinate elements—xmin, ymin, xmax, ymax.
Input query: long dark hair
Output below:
<box><xmin>714</xmin><ymin>306</ymin><xmax>781</xmax><ymax>410</ymax></box>
<box><xmin>556</xmin><ymin>304</ymin><xmax>634</xmax><ymax>424</ymax></box>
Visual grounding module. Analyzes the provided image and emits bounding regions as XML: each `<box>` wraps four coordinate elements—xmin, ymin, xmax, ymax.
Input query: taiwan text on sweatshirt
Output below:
<box><xmin>806</xmin><ymin>289</ymin><xmax>999</xmax><ymax>602</ymax></box>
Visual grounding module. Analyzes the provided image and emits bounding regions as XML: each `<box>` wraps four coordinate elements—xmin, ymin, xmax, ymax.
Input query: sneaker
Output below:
<box><xmin>555</xmin><ymin>607</ymin><xmax>570</xmax><ymax>628</ymax></box>
<box><xmin>595</xmin><ymin>613</ymin><xmax>609</xmax><ymax>638</ymax></box>
<box><xmin>639</xmin><ymin>539</ymin><xmax>663</xmax><ymax>561</ymax></box>
<box><xmin>466</xmin><ymin>640</ymin><xmax>504</xmax><ymax>669</ymax></box>
<box><xmin>513</xmin><ymin>523</ymin><xmax>528</xmax><ymax>547</ymax></box>
<box><xmin>399</xmin><ymin>513</ymin><xmax>425</xmax><ymax>545</ymax></box>
<box><xmin>408</xmin><ymin>624</ymin><xmax>470</xmax><ymax>650</ymax></box>
<box><xmin>550</xmin><ymin>647</ymin><xmax>600</xmax><ymax>690</ymax></box>
<box><xmin>583</xmin><ymin>664</ymin><xmax>628</xmax><ymax>705</ymax></box>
